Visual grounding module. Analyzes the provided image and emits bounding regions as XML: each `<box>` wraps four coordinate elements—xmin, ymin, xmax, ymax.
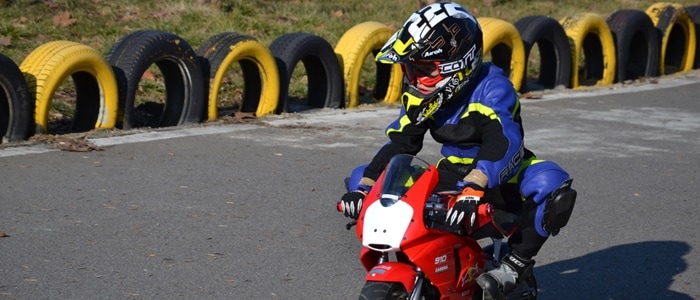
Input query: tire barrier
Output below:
<box><xmin>560</xmin><ymin>13</ymin><xmax>617</xmax><ymax>88</ymax></box>
<box><xmin>646</xmin><ymin>3</ymin><xmax>697</xmax><ymax>75</ymax></box>
<box><xmin>0</xmin><ymin>53</ymin><xmax>33</xmax><ymax>142</ymax></box>
<box><xmin>19</xmin><ymin>41</ymin><xmax>118</xmax><ymax>134</ymax></box>
<box><xmin>106</xmin><ymin>29</ymin><xmax>205</xmax><ymax>129</ymax></box>
<box><xmin>196</xmin><ymin>32</ymin><xmax>280</xmax><ymax>120</ymax></box>
<box><xmin>3</xmin><ymin>3</ymin><xmax>700</xmax><ymax>143</ymax></box>
<box><xmin>688</xmin><ymin>5</ymin><xmax>700</xmax><ymax>69</ymax></box>
<box><xmin>334</xmin><ymin>21</ymin><xmax>403</xmax><ymax>108</ymax></box>
<box><xmin>268</xmin><ymin>32</ymin><xmax>344</xmax><ymax>113</ymax></box>
<box><xmin>607</xmin><ymin>9</ymin><xmax>660</xmax><ymax>82</ymax></box>
<box><xmin>514</xmin><ymin>15</ymin><xmax>572</xmax><ymax>92</ymax></box>
<box><xmin>478</xmin><ymin>17</ymin><xmax>526</xmax><ymax>91</ymax></box>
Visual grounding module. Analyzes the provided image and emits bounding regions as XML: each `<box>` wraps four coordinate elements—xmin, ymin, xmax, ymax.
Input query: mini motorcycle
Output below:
<box><xmin>338</xmin><ymin>154</ymin><xmax>537</xmax><ymax>300</ymax></box>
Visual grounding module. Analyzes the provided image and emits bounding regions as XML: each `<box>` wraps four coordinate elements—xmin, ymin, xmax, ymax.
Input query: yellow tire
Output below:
<box><xmin>646</xmin><ymin>2</ymin><xmax>697</xmax><ymax>74</ymax></box>
<box><xmin>335</xmin><ymin>21</ymin><xmax>403</xmax><ymax>108</ymax></box>
<box><xmin>560</xmin><ymin>13</ymin><xmax>617</xmax><ymax>88</ymax></box>
<box><xmin>479</xmin><ymin>17</ymin><xmax>526</xmax><ymax>91</ymax></box>
<box><xmin>19</xmin><ymin>41</ymin><xmax>118</xmax><ymax>134</ymax></box>
<box><xmin>197</xmin><ymin>33</ymin><xmax>280</xmax><ymax>120</ymax></box>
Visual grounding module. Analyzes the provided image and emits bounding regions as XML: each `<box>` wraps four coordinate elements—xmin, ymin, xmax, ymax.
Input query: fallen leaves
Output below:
<box><xmin>220</xmin><ymin>112</ymin><xmax>257</xmax><ymax>124</ymax></box>
<box><xmin>141</xmin><ymin>69</ymin><xmax>157</xmax><ymax>81</ymax></box>
<box><xmin>52</xmin><ymin>11</ymin><xmax>77</xmax><ymax>27</ymax></box>
<box><xmin>0</xmin><ymin>36</ymin><xmax>11</xmax><ymax>47</ymax></box>
<box><xmin>29</xmin><ymin>134</ymin><xmax>104</xmax><ymax>152</ymax></box>
<box><xmin>520</xmin><ymin>92</ymin><xmax>544</xmax><ymax>99</ymax></box>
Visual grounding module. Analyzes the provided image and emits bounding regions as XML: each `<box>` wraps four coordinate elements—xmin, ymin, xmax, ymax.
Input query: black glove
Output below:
<box><xmin>340</xmin><ymin>191</ymin><xmax>366</xmax><ymax>219</ymax></box>
<box><xmin>446</xmin><ymin>185</ymin><xmax>485</xmax><ymax>231</ymax></box>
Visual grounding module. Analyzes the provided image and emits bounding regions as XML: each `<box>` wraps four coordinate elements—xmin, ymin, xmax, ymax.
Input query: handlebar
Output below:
<box><xmin>336</xmin><ymin>201</ymin><xmax>358</xmax><ymax>230</ymax></box>
<box><xmin>335</xmin><ymin>201</ymin><xmax>343</xmax><ymax>212</ymax></box>
<box><xmin>425</xmin><ymin>202</ymin><xmax>447</xmax><ymax>212</ymax></box>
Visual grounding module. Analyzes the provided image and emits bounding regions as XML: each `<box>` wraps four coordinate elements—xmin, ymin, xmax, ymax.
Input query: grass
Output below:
<box><xmin>0</xmin><ymin>0</ymin><xmax>698</xmax><ymax>132</ymax></box>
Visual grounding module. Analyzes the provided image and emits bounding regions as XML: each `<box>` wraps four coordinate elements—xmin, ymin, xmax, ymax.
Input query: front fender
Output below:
<box><xmin>365</xmin><ymin>262</ymin><xmax>417</xmax><ymax>292</ymax></box>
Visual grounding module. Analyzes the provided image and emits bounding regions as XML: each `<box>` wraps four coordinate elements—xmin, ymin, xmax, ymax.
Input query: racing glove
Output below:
<box><xmin>340</xmin><ymin>191</ymin><xmax>365</xmax><ymax>219</ymax></box>
<box><xmin>446</xmin><ymin>182</ymin><xmax>485</xmax><ymax>231</ymax></box>
<box><xmin>340</xmin><ymin>184</ymin><xmax>371</xmax><ymax>219</ymax></box>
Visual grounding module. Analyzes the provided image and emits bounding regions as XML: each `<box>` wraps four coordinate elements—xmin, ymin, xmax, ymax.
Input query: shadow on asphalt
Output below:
<box><xmin>536</xmin><ymin>241</ymin><xmax>692</xmax><ymax>299</ymax></box>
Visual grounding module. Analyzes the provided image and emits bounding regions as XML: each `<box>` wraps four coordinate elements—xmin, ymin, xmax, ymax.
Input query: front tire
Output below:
<box><xmin>359</xmin><ymin>281</ymin><xmax>409</xmax><ymax>300</ymax></box>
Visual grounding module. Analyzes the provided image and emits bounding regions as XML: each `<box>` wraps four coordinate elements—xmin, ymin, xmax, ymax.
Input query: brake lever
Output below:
<box><xmin>337</xmin><ymin>201</ymin><xmax>358</xmax><ymax>230</ymax></box>
<box><xmin>345</xmin><ymin>220</ymin><xmax>357</xmax><ymax>230</ymax></box>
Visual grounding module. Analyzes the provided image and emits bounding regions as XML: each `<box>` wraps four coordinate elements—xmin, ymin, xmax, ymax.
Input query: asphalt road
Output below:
<box><xmin>1</xmin><ymin>73</ymin><xmax>699</xmax><ymax>299</ymax></box>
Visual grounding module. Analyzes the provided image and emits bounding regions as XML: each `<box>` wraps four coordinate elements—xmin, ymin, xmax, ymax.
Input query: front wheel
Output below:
<box><xmin>359</xmin><ymin>281</ymin><xmax>409</xmax><ymax>300</ymax></box>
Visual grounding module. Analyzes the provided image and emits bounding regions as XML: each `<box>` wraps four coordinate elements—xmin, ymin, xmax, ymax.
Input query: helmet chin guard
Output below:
<box><xmin>402</xmin><ymin>70</ymin><xmax>470</xmax><ymax>124</ymax></box>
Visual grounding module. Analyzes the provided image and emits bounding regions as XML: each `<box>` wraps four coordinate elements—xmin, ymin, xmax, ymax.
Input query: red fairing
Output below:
<box><xmin>364</xmin><ymin>262</ymin><xmax>418</xmax><ymax>292</ymax></box>
<box><xmin>359</xmin><ymin>247</ymin><xmax>382</xmax><ymax>272</ymax></box>
<box><xmin>356</xmin><ymin>164</ymin><xmax>439</xmax><ymax>238</ymax></box>
<box><xmin>350</xmin><ymin>154</ymin><xmax>519</xmax><ymax>298</ymax></box>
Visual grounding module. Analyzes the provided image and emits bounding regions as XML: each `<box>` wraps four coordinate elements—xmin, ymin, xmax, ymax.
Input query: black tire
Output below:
<box><xmin>514</xmin><ymin>15</ymin><xmax>573</xmax><ymax>92</ymax></box>
<box><xmin>687</xmin><ymin>5</ymin><xmax>700</xmax><ymax>69</ymax></box>
<box><xmin>196</xmin><ymin>32</ymin><xmax>280</xmax><ymax>120</ymax></box>
<box><xmin>107</xmin><ymin>29</ymin><xmax>205</xmax><ymax>129</ymax></box>
<box><xmin>0</xmin><ymin>53</ymin><xmax>33</xmax><ymax>142</ymax></box>
<box><xmin>268</xmin><ymin>32</ymin><xmax>344</xmax><ymax>113</ymax></box>
<box><xmin>359</xmin><ymin>281</ymin><xmax>409</xmax><ymax>300</ymax></box>
<box><xmin>607</xmin><ymin>9</ymin><xmax>660</xmax><ymax>82</ymax></box>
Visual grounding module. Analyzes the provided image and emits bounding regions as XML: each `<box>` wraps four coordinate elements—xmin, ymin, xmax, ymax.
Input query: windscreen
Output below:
<box><xmin>379</xmin><ymin>154</ymin><xmax>430</xmax><ymax>206</ymax></box>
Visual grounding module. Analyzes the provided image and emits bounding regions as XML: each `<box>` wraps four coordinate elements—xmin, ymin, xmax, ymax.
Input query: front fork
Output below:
<box><xmin>371</xmin><ymin>260</ymin><xmax>425</xmax><ymax>300</ymax></box>
<box><xmin>409</xmin><ymin>270</ymin><xmax>425</xmax><ymax>300</ymax></box>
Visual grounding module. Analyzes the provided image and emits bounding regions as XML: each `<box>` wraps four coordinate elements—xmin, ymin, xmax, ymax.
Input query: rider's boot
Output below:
<box><xmin>477</xmin><ymin>251</ymin><xmax>534</xmax><ymax>300</ymax></box>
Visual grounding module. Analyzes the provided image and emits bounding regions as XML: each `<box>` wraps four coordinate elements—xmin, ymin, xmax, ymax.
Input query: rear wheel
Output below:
<box><xmin>359</xmin><ymin>281</ymin><xmax>409</xmax><ymax>300</ymax></box>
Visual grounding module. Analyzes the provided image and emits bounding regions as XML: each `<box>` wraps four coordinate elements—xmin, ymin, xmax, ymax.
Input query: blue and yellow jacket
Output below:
<box><xmin>363</xmin><ymin>63</ymin><xmax>532</xmax><ymax>189</ymax></box>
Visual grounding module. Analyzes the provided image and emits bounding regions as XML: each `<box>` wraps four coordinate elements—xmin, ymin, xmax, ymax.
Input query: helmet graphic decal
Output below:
<box><xmin>439</xmin><ymin>43</ymin><xmax>479</xmax><ymax>75</ymax></box>
<box><xmin>377</xmin><ymin>2</ymin><xmax>483</xmax><ymax>124</ymax></box>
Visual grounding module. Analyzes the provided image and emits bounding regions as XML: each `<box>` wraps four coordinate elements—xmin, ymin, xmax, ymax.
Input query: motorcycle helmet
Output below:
<box><xmin>376</xmin><ymin>2</ymin><xmax>483</xmax><ymax>124</ymax></box>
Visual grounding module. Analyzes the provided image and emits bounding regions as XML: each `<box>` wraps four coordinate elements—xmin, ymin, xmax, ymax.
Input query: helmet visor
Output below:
<box><xmin>402</xmin><ymin>61</ymin><xmax>444</xmax><ymax>88</ymax></box>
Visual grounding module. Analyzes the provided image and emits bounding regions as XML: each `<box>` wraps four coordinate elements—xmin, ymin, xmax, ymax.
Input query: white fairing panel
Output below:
<box><xmin>362</xmin><ymin>197</ymin><xmax>414</xmax><ymax>252</ymax></box>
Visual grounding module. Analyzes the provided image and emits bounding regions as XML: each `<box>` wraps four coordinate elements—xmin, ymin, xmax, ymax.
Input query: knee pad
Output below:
<box><xmin>536</xmin><ymin>179</ymin><xmax>577</xmax><ymax>236</ymax></box>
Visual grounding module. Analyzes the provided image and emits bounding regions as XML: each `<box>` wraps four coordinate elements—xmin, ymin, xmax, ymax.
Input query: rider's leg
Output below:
<box><xmin>345</xmin><ymin>164</ymin><xmax>369</xmax><ymax>192</ymax></box>
<box><xmin>477</xmin><ymin>160</ymin><xmax>576</xmax><ymax>299</ymax></box>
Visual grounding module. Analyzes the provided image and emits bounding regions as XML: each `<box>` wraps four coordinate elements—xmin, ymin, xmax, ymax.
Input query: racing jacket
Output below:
<box><xmin>363</xmin><ymin>63</ymin><xmax>533</xmax><ymax>189</ymax></box>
